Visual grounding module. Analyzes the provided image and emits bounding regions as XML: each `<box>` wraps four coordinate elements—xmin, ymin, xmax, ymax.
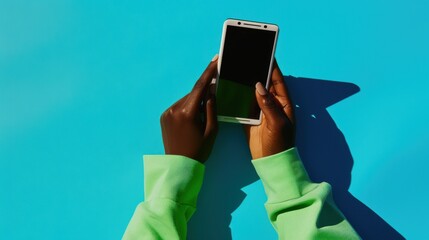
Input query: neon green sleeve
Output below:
<box><xmin>122</xmin><ymin>155</ymin><xmax>204</xmax><ymax>240</ymax></box>
<box><xmin>252</xmin><ymin>148</ymin><xmax>361</xmax><ymax>240</ymax></box>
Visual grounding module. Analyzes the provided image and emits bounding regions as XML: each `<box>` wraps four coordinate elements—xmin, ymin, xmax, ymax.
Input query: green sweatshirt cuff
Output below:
<box><xmin>143</xmin><ymin>155</ymin><xmax>205</xmax><ymax>207</ymax></box>
<box><xmin>252</xmin><ymin>148</ymin><xmax>317</xmax><ymax>203</ymax></box>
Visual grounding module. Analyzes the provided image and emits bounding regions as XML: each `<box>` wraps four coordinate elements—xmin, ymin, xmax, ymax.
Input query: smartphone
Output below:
<box><xmin>215</xmin><ymin>19</ymin><xmax>279</xmax><ymax>125</ymax></box>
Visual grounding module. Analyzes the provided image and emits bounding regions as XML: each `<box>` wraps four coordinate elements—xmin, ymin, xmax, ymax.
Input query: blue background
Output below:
<box><xmin>1</xmin><ymin>0</ymin><xmax>428</xmax><ymax>239</ymax></box>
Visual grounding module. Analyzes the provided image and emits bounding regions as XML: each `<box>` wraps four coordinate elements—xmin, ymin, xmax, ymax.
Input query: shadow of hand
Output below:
<box><xmin>188</xmin><ymin>76</ymin><xmax>405</xmax><ymax>240</ymax></box>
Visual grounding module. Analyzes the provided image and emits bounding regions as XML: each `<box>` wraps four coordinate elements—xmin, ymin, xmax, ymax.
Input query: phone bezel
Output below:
<box><xmin>216</xmin><ymin>18</ymin><xmax>279</xmax><ymax>125</ymax></box>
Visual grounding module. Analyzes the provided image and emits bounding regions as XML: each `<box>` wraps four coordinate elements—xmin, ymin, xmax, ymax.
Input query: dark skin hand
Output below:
<box><xmin>160</xmin><ymin>55</ymin><xmax>219</xmax><ymax>163</ymax></box>
<box><xmin>245</xmin><ymin>60</ymin><xmax>295</xmax><ymax>159</ymax></box>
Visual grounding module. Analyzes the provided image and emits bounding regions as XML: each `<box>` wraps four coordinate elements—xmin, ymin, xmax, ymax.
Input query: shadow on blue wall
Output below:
<box><xmin>188</xmin><ymin>121</ymin><xmax>257</xmax><ymax>239</ymax></box>
<box><xmin>188</xmin><ymin>76</ymin><xmax>404</xmax><ymax>240</ymax></box>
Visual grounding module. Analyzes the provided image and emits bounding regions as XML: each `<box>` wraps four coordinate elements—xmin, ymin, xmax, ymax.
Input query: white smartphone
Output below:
<box><xmin>215</xmin><ymin>19</ymin><xmax>279</xmax><ymax>125</ymax></box>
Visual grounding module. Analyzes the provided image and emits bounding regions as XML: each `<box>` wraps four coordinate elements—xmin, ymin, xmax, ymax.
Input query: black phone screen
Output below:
<box><xmin>217</xmin><ymin>25</ymin><xmax>276</xmax><ymax>120</ymax></box>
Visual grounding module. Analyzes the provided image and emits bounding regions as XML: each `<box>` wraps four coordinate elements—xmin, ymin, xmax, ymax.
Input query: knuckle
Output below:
<box><xmin>179</xmin><ymin>108</ymin><xmax>192</xmax><ymax>119</ymax></box>
<box><xmin>161</xmin><ymin>108</ymin><xmax>174</xmax><ymax>121</ymax></box>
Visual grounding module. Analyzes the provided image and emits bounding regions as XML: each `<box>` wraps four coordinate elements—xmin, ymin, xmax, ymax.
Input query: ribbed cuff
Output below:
<box><xmin>252</xmin><ymin>148</ymin><xmax>316</xmax><ymax>203</ymax></box>
<box><xmin>143</xmin><ymin>155</ymin><xmax>205</xmax><ymax>207</ymax></box>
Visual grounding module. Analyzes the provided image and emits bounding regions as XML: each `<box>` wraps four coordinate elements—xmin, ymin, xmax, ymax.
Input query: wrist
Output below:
<box><xmin>252</xmin><ymin>143</ymin><xmax>295</xmax><ymax>160</ymax></box>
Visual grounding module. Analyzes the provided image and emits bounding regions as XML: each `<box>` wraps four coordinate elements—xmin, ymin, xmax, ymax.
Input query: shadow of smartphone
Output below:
<box><xmin>188</xmin><ymin>76</ymin><xmax>405</xmax><ymax>240</ymax></box>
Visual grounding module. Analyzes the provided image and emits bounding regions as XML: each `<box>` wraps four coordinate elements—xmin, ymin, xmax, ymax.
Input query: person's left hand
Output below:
<box><xmin>160</xmin><ymin>55</ymin><xmax>219</xmax><ymax>163</ymax></box>
<box><xmin>245</xmin><ymin>60</ymin><xmax>295</xmax><ymax>159</ymax></box>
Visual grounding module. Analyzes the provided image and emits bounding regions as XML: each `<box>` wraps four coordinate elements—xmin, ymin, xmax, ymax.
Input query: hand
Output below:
<box><xmin>160</xmin><ymin>55</ymin><xmax>219</xmax><ymax>163</ymax></box>
<box><xmin>245</xmin><ymin>60</ymin><xmax>295</xmax><ymax>159</ymax></box>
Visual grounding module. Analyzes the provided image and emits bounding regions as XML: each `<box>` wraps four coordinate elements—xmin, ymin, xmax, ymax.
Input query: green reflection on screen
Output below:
<box><xmin>216</xmin><ymin>78</ymin><xmax>258</xmax><ymax>119</ymax></box>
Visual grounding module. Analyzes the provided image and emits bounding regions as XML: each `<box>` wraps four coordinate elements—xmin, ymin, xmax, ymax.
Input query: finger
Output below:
<box><xmin>184</xmin><ymin>55</ymin><xmax>219</xmax><ymax>113</ymax></box>
<box><xmin>255</xmin><ymin>82</ymin><xmax>287</xmax><ymax>125</ymax></box>
<box><xmin>270</xmin><ymin>59</ymin><xmax>289</xmax><ymax>98</ymax></box>
<box><xmin>271</xmin><ymin>60</ymin><xmax>295</xmax><ymax>123</ymax></box>
<box><xmin>162</xmin><ymin>94</ymin><xmax>190</xmax><ymax>120</ymax></box>
<box><xmin>204</xmin><ymin>84</ymin><xmax>218</xmax><ymax>139</ymax></box>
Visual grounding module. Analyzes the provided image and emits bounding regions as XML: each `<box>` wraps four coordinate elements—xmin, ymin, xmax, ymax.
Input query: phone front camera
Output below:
<box><xmin>238</xmin><ymin>22</ymin><xmax>241</xmax><ymax>25</ymax></box>
<box><xmin>264</xmin><ymin>25</ymin><xmax>267</xmax><ymax>28</ymax></box>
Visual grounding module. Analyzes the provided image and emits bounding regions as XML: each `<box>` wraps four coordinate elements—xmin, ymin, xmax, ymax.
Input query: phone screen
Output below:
<box><xmin>217</xmin><ymin>25</ymin><xmax>276</xmax><ymax>120</ymax></box>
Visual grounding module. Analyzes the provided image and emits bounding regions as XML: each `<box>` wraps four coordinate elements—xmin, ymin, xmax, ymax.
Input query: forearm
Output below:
<box><xmin>123</xmin><ymin>155</ymin><xmax>204</xmax><ymax>240</ymax></box>
<box><xmin>253</xmin><ymin>148</ymin><xmax>360</xmax><ymax>240</ymax></box>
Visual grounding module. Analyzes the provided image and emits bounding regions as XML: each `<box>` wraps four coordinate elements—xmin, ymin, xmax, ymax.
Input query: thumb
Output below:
<box><xmin>255</xmin><ymin>82</ymin><xmax>285</xmax><ymax>124</ymax></box>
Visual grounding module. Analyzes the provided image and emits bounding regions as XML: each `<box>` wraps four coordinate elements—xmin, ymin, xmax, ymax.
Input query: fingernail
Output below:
<box><xmin>256</xmin><ymin>82</ymin><xmax>267</xmax><ymax>95</ymax></box>
<box><xmin>211</xmin><ymin>54</ymin><xmax>219</xmax><ymax>62</ymax></box>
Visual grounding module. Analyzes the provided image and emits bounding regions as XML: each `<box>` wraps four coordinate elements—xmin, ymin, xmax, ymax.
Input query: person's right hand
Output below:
<box><xmin>244</xmin><ymin>60</ymin><xmax>295</xmax><ymax>159</ymax></box>
<box><xmin>160</xmin><ymin>55</ymin><xmax>219</xmax><ymax>163</ymax></box>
